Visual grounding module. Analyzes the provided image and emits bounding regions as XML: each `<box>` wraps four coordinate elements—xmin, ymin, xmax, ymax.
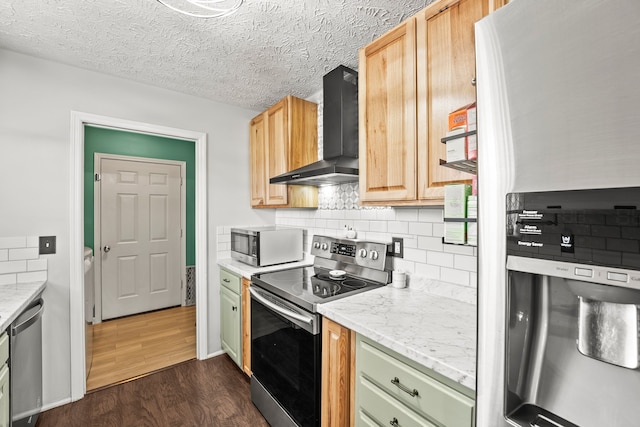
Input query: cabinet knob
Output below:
<box><xmin>232</xmin><ymin>306</ymin><xmax>238</xmax><ymax>311</ymax></box>
<box><xmin>471</xmin><ymin>77</ymin><xmax>477</xmax><ymax>86</ymax></box>
<box><xmin>103</xmin><ymin>245</ymin><xmax>111</xmax><ymax>253</ymax></box>
<box><xmin>389</xmin><ymin>418</ymin><xmax>399</xmax><ymax>427</ymax></box>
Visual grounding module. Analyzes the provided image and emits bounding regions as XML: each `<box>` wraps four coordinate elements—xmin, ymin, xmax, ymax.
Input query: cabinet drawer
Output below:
<box><xmin>0</xmin><ymin>332</ymin><xmax>7</xmax><ymax>366</ymax></box>
<box><xmin>359</xmin><ymin>339</ymin><xmax>474</xmax><ymax>427</ymax></box>
<box><xmin>220</xmin><ymin>269</ymin><xmax>241</xmax><ymax>294</ymax></box>
<box><xmin>359</xmin><ymin>376</ymin><xmax>436</xmax><ymax>427</ymax></box>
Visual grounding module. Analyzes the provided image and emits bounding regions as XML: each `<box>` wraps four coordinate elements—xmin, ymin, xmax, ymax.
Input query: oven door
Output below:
<box><xmin>250</xmin><ymin>285</ymin><xmax>321</xmax><ymax>427</ymax></box>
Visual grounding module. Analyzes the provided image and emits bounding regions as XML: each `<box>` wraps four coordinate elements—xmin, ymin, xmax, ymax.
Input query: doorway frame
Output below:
<box><xmin>69</xmin><ymin>111</ymin><xmax>208</xmax><ymax>401</ymax></box>
<box><xmin>94</xmin><ymin>153</ymin><xmax>187</xmax><ymax>323</ymax></box>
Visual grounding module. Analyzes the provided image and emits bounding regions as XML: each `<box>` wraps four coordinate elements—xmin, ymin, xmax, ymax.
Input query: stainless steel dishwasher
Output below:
<box><xmin>10</xmin><ymin>296</ymin><xmax>44</xmax><ymax>427</ymax></box>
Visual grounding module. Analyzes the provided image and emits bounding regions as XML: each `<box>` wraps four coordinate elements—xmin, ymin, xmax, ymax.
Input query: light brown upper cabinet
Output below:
<box><xmin>359</xmin><ymin>18</ymin><xmax>417</xmax><ymax>203</ymax></box>
<box><xmin>359</xmin><ymin>0</ymin><xmax>504</xmax><ymax>206</ymax></box>
<box><xmin>249</xmin><ymin>95</ymin><xmax>318</xmax><ymax>208</ymax></box>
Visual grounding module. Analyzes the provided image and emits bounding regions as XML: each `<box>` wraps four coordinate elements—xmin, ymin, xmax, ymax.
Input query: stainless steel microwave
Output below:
<box><xmin>230</xmin><ymin>226</ymin><xmax>303</xmax><ymax>267</ymax></box>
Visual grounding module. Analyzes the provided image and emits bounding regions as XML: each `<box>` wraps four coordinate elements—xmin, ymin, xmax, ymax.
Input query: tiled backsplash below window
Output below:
<box><xmin>0</xmin><ymin>236</ymin><xmax>48</xmax><ymax>285</ymax></box>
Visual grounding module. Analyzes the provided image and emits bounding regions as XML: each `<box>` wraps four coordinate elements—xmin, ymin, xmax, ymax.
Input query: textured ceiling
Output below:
<box><xmin>0</xmin><ymin>0</ymin><xmax>434</xmax><ymax>111</ymax></box>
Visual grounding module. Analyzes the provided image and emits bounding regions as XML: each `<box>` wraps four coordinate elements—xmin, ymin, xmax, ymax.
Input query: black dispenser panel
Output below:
<box><xmin>506</xmin><ymin>187</ymin><xmax>640</xmax><ymax>270</ymax></box>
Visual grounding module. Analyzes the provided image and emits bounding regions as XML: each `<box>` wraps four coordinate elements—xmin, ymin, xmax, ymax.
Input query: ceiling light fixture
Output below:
<box><xmin>156</xmin><ymin>0</ymin><xmax>244</xmax><ymax>18</ymax></box>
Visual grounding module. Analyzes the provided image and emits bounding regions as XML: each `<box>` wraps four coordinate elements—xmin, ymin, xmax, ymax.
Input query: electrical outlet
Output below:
<box><xmin>391</xmin><ymin>237</ymin><xmax>403</xmax><ymax>258</ymax></box>
<box><xmin>39</xmin><ymin>236</ymin><xmax>56</xmax><ymax>255</ymax></box>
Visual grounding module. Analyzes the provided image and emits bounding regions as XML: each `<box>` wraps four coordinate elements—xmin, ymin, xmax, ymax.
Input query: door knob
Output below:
<box><xmin>103</xmin><ymin>245</ymin><xmax>111</xmax><ymax>253</ymax></box>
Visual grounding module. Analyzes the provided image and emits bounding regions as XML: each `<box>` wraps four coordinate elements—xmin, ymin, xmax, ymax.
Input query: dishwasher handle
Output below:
<box><xmin>12</xmin><ymin>298</ymin><xmax>44</xmax><ymax>336</ymax></box>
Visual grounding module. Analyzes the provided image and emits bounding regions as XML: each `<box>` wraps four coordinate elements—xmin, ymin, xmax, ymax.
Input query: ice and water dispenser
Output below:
<box><xmin>504</xmin><ymin>188</ymin><xmax>640</xmax><ymax>427</ymax></box>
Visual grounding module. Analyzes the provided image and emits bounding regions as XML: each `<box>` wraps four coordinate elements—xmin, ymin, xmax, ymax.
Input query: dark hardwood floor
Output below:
<box><xmin>37</xmin><ymin>355</ymin><xmax>270</xmax><ymax>427</ymax></box>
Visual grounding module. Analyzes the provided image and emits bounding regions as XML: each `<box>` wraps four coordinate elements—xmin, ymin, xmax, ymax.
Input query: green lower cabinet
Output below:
<box><xmin>355</xmin><ymin>334</ymin><xmax>475</xmax><ymax>427</ymax></box>
<box><xmin>220</xmin><ymin>268</ymin><xmax>242</xmax><ymax>368</ymax></box>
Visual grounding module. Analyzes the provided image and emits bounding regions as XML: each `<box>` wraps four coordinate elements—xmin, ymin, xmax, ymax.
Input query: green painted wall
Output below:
<box><xmin>84</xmin><ymin>126</ymin><xmax>196</xmax><ymax>265</ymax></box>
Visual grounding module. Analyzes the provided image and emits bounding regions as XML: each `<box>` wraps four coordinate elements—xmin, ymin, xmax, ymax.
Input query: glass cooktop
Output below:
<box><xmin>251</xmin><ymin>266</ymin><xmax>384</xmax><ymax>313</ymax></box>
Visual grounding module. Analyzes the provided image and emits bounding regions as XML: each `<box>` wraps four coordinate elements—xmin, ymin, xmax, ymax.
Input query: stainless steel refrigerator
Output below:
<box><xmin>476</xmin><ymin>1</ymin><xmax>640</xmax><ymax>426</ymax></box>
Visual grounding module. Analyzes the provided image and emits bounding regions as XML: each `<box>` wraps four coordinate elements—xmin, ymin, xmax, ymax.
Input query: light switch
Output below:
<box><xmin>39</xmin><ymin>236</ymin><xmax>56</xmax><ymax>255</ymax></box>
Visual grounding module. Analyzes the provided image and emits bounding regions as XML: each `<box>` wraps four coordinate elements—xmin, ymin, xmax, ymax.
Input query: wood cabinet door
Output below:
<box><xmin>359</xmin><ymin>18</ymin><xmax>417</xmax><ymax>203</ymax></box>
<box><xmin>249</xmin><ymin>113</ymin><xmax>266</xmax><ymax>207</ymax></box>
<box><xmin>321</xmin><ymin>318</ymin><xmax>355</xmax><ymax>427</ymax></box>
<box><xmin>241</xmin><ymin>278</ymin><xmax>251</xmax><ymax>376</ymax></box>
<box><xmin>265</xmin><ymin>98</ymin><xmax>289</xmax><ymax>206</ymax></box>
<box><xmin>420</xmin><ymin>0</ymin><xmax>489</xmax><ymax>199</ymax></box>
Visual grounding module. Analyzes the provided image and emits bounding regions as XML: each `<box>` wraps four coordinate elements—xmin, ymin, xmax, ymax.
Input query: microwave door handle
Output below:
<box><xmin>249</xmin><ymin>287</ymin><xmax>313</xmax><ymax>326</ymax></box>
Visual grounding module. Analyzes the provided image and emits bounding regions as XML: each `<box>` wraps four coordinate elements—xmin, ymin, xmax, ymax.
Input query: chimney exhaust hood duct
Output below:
<box><xmin>269</xmin><ymin>65</ymin><xmax>359</xmax><ymax>186</ymax></box>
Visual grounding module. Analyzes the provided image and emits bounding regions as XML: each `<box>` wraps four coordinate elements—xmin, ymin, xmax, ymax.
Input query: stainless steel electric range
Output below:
<box><xmin>249</xmin><ymin>235</ymin><xmax>392</xmax><ymax>427</ymax></box>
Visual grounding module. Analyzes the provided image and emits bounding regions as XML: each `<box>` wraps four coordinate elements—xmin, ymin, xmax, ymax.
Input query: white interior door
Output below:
<box><xmin>100</xmin><ymin>157</ymin><xmax>182</xmax><ymax>320</ymax></box>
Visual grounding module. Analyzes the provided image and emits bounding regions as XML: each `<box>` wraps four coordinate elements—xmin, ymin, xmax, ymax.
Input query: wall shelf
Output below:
<box><xmin>440</xmin><ymin>130</ymin><xmax>477</xmax><ymax>175</ymax></box>
<box><xmin>443</xmin><ymin>217</ymin><xmax>476</xmax><ymax>223</ymax></box>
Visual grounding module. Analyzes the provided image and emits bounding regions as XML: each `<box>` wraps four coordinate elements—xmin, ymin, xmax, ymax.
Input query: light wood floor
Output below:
<box><xmin>86</xmin><ymin>305</ymin><xmax>196</xmax><ymax>391</ymax></box>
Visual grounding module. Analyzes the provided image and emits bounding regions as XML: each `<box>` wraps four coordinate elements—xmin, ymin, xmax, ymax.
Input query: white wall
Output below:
<box><xmin>0</xmin><ymin>49</ymin><xmax>275</xmax><ymax>408</ymax></box>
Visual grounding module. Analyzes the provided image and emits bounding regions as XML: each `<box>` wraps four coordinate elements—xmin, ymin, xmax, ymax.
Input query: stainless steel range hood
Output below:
<box><xmin>270</xmin><ymin>65</ymin><xmax>358</xmax><ymax>186</ymax></box>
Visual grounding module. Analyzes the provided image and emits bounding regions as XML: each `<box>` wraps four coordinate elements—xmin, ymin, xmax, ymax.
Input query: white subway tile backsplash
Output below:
<box><xmin>354</xmin><ymin>220</ymin><xmax>370</xmax><ymax>232</ymax></box>
<box><xmin>417</xmin><ymin>236</ymin><xmax>443</xmax><ymax>251</ymax></box>
<box><xmin>419</xmin><ymin>208</ymin><xmax>443</xmax><ymax>223</ymax></box>
<box><xmin>444</xmin><ymin>244</ymin><xmax>475</xmax><ymax>256</ymax></box>
<box><xmin>454</xmin><ymin>254</ymin><xmax>477</xmax><ymax>272</ymax></box>
<box><xmin>409</xmin><ymin>222</ymin><xmax>433</xmax><ymax>236</ymax></box>
<box><xmin>272</xmin><ymin>188</ymin><xmax>479</xmax><ymax>297</ymax></box>
<box><xmin>0</xmin><ymin>274</ymin><xmax>17</xmax><ymax>285</ymax></box>
<box><xmin>414</xmin><ymin>263</ymin><xmax>440</xmax><ymax>280</ymax></box>
<box><xmin>396</xmin><ymin>208</ymin><xmax>419</xmax><ymax>222</ymax></box>
<box><xmin>432</xmin><ymin>223</ymin><xmax>445</xmax><ymax>238</ymax></box>
<box><xmin>27</xmin><ymin>258</ymin><xmax>48</xmax><ymax>272</ymax></box>
<box><xmin>0</xmin><ymin>236</ymin><xmax>26</xmax><ymax>249</ymax></box>
<box><xmin>360</xmin><ymin>209</ymin><xmax>378</xmax><ymax>220</ymax></box>
<box><xmin>426</xmin><ymin>251</ymin><xmax>454</xmax><ymax>268</ymax></box>
<box><xmin>17</xmin><ymin>271</ymin><xmax>47</xmax><ymax>283</ymax></box>
<box><xmin>0</xmin><ymin>260</ymin><xmax>27</xmax><ymax>274</ymax></box>
<box><xmin>388</xmin><ymin>221</ymin><xmax>409</xmax><ymax>234</ymax></box>
<box><xmin>404</xmin><ymin>248</ymin><xmax>427</xmax><ymax>263</ymax></box>
<box><xmin>0</xmin><ymin>235</ymin><xmax>49</xmax><ymax>284</ymax></box>
<box><xmin>9</xmin><ymin>247</ymin><xmax>39</xmax><ymax>261</ymax></box>
<box><xmin>440</xmin><ymin>267</ymin><xmax>470</xmax><ymax>287</ymax></box>
<box><xmin>369</xmin><ymin>221</ymin><xmax>387</xmax><ymax>233</ymax></box>
<box><xmin>393</xmin><ymin>258</ymin><xmax>416</xmax><ymax>275</ymax></box>
<box><xmin>26</xmin><ymin>236</ymin><xmax>39</xmax><ymax>248</ymax></box>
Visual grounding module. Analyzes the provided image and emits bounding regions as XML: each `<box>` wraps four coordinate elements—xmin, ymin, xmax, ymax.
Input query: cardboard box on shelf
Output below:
<box><xmin>467</xmin><ymin>222</ymin><xmax>477</xmax><ymax>246</ymax></box>
<box><xmin>444</xmin><ymin>184</ymin><xmax>472</xmax><ymax>218</ymax></box>
<box><xmin>444</xmin><ymin>222</ymin><xmax>467</xmax><ymax>245</ymax></box>
<box><xmin>448</xmin><ymin>102</ymin><xmax>477</xmax><ymax>132</ymax></box>
<box><xmin>445</xmin><ymin>128</ymin><xmax>467</xmax><ymax>162</ymax></box>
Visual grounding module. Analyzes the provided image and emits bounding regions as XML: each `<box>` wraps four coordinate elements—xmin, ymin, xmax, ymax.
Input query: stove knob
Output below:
<box><xmin>313</xmin><ymin>241</ymin><xmax>320</xmax><ymax>249</ymax></box>
<box><xmin>322</xmin><ymin>288</ymin><xmax>328</xmax><ymax>296</ymax></box>
<box><xmin>321</xmin><ymin>243</ymin><xmax>329</xmax><ymax>251</ymax></box>
<box><xmin>370</xmin><ymin>250</ymin><xmax>379</xmax><ymax>260</ymax></box>
<box><xmin>314</xmin><ymin>285</ymin><xmax>320</xmax><ymax>292</ymax></box>
<box><xmin>359</xmin><ymin>248</ymin><xmax>368</xmax><ymax>258</ymax></box>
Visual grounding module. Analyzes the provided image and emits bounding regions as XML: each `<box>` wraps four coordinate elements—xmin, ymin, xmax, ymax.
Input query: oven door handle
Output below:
<box><xmin>249</xmin><ymin>287</ymin><xmax>314</xmax><ymax>326</ymax></box>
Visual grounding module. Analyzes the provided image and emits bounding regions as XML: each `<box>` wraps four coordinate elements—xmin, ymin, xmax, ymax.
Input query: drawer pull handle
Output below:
<box><xmin>390</xmin><ymin>417</ymin><xmax>399</xmax><ymax>427</ymax></box>
<box><xmin>391</xmin><ymin>377</ymin><xmax>419</xmax><ymax>397</ymax></box>
<box><xmin>223</xmin><ymin>278</ymin><xmax>230</xmax><ymax>283</ymax></box>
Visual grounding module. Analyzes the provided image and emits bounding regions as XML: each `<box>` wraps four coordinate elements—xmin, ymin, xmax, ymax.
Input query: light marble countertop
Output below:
<box><xmin>317</xmin><ymin>281</ymin><xmax>477</xmax><ymax>391</ymax></box>
<box><xmin>217</xmin><ymin>256</ymin><xmax>314</xmax><ymax>279</ymax></box>
<box><xmin>0</xmin><ymin>281</ymin><xmax>47</xmax><ymax>332</ymax></box>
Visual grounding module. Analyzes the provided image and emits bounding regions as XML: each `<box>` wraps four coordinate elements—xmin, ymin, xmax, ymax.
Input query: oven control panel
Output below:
<box><xmin>311</xmin><ymin>235</ymin><xmax>389</xmax><ymax>271</ymax></box>
<box><xmin>330</xmin><ymin>242</ymin><xmax>356</xmax><ymax>257</ymax></box>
